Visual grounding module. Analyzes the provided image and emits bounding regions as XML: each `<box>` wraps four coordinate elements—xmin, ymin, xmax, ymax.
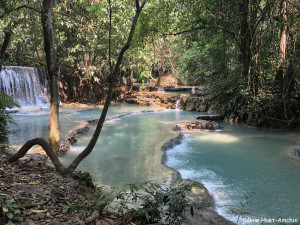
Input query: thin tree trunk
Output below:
<box><xmin>239</xmin><ymin>0</ymin><xmax>252</xmax><ymax>82</ymax></box>
<box><xmin>0</xmin><ymin>20</ymin><xmax>13</xmax><ymax>59</ymax></box>
<box><xmin>67</xmin><ymin>0</ymin><xmax>147</xmax><ymax>172</ymax></box>
<box><xmin>108</xmin><ymin>0</ymin><xmax>112</xmax><ymax>72</ymax></box>
<box><xmin>41</xmin><ymin>0</ymin><xmax>60</xmax><ymax>154</ymax></box>
<box><xmin>167</xmin><ymin>49</ymin><xmax>182</xmax><ymax>85</ymax></box>
<box><xmin>276</xmin><ymin>0</ymin><xmax>288</xmax><ymax>89</ymax></box>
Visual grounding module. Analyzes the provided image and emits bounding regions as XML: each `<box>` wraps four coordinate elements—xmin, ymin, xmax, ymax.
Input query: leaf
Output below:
<box><xmin>2</xmin><ymin>206</ymin><xmax>8</xmax><ymax>213</ymax></box>
<box><xmin>28</xmin><ymin>180</ymin><xmax>41</xmax><ymax>185</ymax></box>
<box><xmin>14</xmin><ymin>209</ymin><xmax>21</xmax><ymax>214</ymax></box>
<box><xmin>32</xmin><ymin>209</ymin><xmax>47</xmax><ymax>213</ymax></box>
<box><xmin>6</xmin><ymin>221</ymin><xmax>14</xmax><ymax>225</ymax></box>
<box><xmin>7</xmin><ymin>212</ymin><xmax>14</xmax><ymax>219</ymax></box>
<box><xmin>145</xmin><ymin>211</ymin><xmax>149</xmax><ymax>222</ymax></box>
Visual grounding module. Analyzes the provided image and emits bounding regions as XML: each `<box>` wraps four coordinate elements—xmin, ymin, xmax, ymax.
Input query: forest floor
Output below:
<box><xmin>0</xmin><ymin>148</ymin><xmax>160</xmax><ymax>225</ymax></box>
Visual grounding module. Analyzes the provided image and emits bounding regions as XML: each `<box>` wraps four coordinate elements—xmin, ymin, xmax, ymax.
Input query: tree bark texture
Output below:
<box><xmin>41</xmin><ymin>0</ymin><xmax>60</xmax><ymax>154</ymax></box>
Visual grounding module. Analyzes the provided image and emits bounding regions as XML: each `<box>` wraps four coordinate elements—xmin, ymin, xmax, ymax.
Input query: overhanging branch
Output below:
<box><xmin>0</xmin><ymin>5</ymin><xmax>41</xmax><ymax>19</ymax></box>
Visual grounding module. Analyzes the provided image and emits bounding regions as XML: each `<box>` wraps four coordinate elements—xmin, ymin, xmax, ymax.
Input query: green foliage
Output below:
<box><xmin>114</xmin><ymin>182</ymin><xmax>208</xmax><ymax>224</ymax></box>
<box><xmin>1</xmin><ymin>0</ymin><xmax>299</xmax><ymax>127</ymax></box>
<box><xmin>0</xmin><ymin>94</ymin><xmax>19</xmax><ymax>145</ymax></box>
<box><xmin>173</xmin><ymin>0</ymin><xmax>300</xmax><ymax>127</ymax></box>
<box><xmin>0</xmin><ymin>193</ymin><xmax>23</xmax><ymax>224</ymax></box>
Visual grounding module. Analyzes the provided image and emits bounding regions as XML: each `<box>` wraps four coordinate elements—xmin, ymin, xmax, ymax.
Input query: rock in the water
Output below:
<box><xmin>205</xmin><ymin>120</ymin><xmax>220</xmax><ymax>129</ymax></box>
<box><xmin>175</xmin><ymin>120</ymin><xmax>221</xmax><ymax>131</ymax></box>
<box><xmin>294</xmin><ymin>148</ymin><xmax>300</xmax><ymax>157</ymax></box>
<box><xmin>58</xmin><ymin>143</ymin><xmax>71</xmax><ymax>156</ymax></box>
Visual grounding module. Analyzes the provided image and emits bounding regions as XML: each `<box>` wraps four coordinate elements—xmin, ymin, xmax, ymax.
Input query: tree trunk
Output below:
<box><xmin>8</xmin><ymin>138</ymin><xmax>67</xmax><ymax>175</ymax></box>
<box><xmin>167</xmin><ymin>49</ymin><xmax>183</xmax><ymax>85</ymax></box>
<box><xmin>67</xmin><ymin>0</ymin><xmax>147</xmax><ymax>172</ymax></box>
<box><xmin>0</xmin><ymin>20</ymin><xmax>13</xmax><ymax>60</ymax></box>
<box><xmin>240</xmin><ymin>0</ymin><xmax>251</xmax><ymax>79</ymax></box>
<box><xmin>41</xmin><ymin>0</ymin><xmax>60</xmax><ymax>154</ymax></box>
<box><xmin>276</xmin><ymin>0</ymin><xmax>288</xmax><ymax>92</ymax></box>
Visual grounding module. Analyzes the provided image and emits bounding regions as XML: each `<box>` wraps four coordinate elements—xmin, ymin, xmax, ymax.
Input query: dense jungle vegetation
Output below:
<box><xmin>1</xmin><ymin>0</ymin><xmax>300</xmax><ymax>127</ymax></box>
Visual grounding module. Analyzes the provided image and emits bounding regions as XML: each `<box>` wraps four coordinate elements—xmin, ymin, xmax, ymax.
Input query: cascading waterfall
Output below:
<box><xmin>0</xmin><ymin>66</ymin><xmax>49</xmax><ymax>107</ymax></box>
<box><xmin>175</xmin><ymin>98</ymin><xmax>181</xmax><ymax>110</ymax></box>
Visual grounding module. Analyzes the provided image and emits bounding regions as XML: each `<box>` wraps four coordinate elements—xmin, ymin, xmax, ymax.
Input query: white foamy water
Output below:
<box><xmin>166</xmin><ymin>127</ymin><xmax>300</xmax><ymax>224</ymax></box>
<box><xmin>0</xmin><ymin>66</ymin><xmax>49</xmax><ymax>107</ymax></box>
<box><xmin>166</xmin><ymin>139</ymin><xmax>240</xmax><ymax>222</ymax></box>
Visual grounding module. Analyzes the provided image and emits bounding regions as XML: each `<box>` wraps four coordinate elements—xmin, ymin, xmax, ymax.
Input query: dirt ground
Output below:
<box><xmin>0</xmin><ymin>148</ymin><xmax>146</xmax><ymax>225</ymax></box>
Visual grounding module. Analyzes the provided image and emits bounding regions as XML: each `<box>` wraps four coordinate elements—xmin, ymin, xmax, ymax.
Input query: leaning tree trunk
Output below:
<box><xmin>41</xmin><ymin>0</ymin><xmax>60</xmax><ymax>154</ymax></box>
<box><xmin>8</xmin><ymin>0</ymin><xmax>147</xmax><ymax>176</ymax></box>
<box><xmin>67</xmin><ymin>0</ymin><xmax>147</xmax><ymax>172</ymax></box>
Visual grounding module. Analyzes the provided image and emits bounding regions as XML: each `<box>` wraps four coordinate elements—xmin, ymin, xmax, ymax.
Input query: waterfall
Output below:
<box><xmin>175</xmin><ymin>98</ymin><xmax>181</xmax><ymax>110</ymax></box>
<box><xmin>0</xmin><ymin>66</ymin><xmax>49</xmax><ymax>107</ymax></box>
<box><xmin>158</xmin><ymin>86</ymin><xmax>164</xmax><ymax>91</ymax></box>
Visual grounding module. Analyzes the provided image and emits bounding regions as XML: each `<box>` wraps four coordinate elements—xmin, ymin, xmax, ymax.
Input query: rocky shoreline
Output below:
<box><xmin>159</xmin><ymin>132</ymin><xmax>234</xmax><ymax>225</ymax></box>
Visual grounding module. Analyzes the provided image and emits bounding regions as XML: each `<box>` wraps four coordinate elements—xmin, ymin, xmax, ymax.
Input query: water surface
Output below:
<box><xmin>8</xmin><ymin>104</ymin><xmax>300</xmax><ymax>223</ymax></box>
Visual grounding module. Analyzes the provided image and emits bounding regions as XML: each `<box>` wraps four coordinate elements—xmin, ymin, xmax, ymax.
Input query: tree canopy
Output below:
<box><xmin>1</xmin><ymin>0</ymin><xmax>299</xmax><ymax>127</ymax></box>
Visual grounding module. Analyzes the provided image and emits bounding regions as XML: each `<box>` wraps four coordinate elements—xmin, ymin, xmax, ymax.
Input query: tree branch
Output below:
<box><xmin>164</xmin><ymin>25</ymin><xmax>241</xmax><ymax>50</ymax></box>
<box><xmin>136</xmin><ymin>0</ymin><xmax>140</xmax><ymax>11</ymax></box>
<box><xmin>0</xmin><ymin>5</ymin><xmax>41</xmax><ymax>19</ymax></box>
<box><xmin>164</xmin><ymin>25</ymin><xmax>235</xmax><ymax>37</ymax></box>
<box><xmin>8</xmin><ymin>138</ymin><xmax>68</xmax><ymax>176</ymax></box>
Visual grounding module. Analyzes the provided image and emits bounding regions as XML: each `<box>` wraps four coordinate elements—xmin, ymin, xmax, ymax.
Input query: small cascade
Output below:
<box><xmin>175</xmin><ymin>98</ymin><xmax>181</xmax><ymax>110</ymax></box>
<box><xmin>0</xmin><ymin>66</ymin><xmax>49</xmax><ymax>107</ymax></box>
<box><xmin>158</xmin><ymin>86</ymin><xmax>164</xmax><ymax>91</ymax></box>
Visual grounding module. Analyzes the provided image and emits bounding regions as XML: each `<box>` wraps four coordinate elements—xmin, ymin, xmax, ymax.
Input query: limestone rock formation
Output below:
<box><xmin>175</xmin><ymin>120</ymin><xmax>221</xmax><ymax>131</ymax></box>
